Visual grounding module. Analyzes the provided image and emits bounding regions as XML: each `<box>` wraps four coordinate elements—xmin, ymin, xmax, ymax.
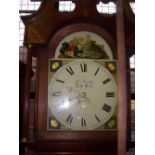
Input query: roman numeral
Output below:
<box><xmin>95</xmin><ymin>115</ymin><xmax>100</xmax><ymax>122</ymax></box>
<box><xmin>94</xmin><ymin>67</ymin><xmax>100</xmax><ymax>76</ymax></box>
<box><xmin>80</xmin><ymin>63</ymin><xmax>87</xmax><ymax>72</ymax></box>
<box><xmin>56</xmin><ymin>79</ymin><xmax>65</xmax><ymax>83</ymax></box>
<box><xmin>66</xmin><ymin>67</ymin><xmax>74</xmax><ymax>75</ymax></box>
<box><xmin>52</xmin><ymin>91</ymin><xmax>61</xmax><ymax>96</ymax></box>
<box><xmin>106</xmin><ymin>92</ymin><xmax>114</xmax><ymax>97</ymax></box>
<box><xmin>66</xmin><ymin>114</ymin><xmax>73</xmax><ymax>124</ymax></box>
<box><xmin>102</xmin><ymin>78</ymin><xmax>111</xmax><ymax>84</ymax></box>
<box><xmin>81</xmin><ymin>118</ymin><xmax>86</xmax><ymax>127</ymax></box>
<box><xmin>102</xmin><ymin>103</ymin><xmax>112</xmax><ymax>113</ymax></box>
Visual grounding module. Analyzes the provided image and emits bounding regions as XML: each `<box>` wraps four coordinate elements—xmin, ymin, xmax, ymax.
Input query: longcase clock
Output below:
<box><xmin>20</xmin><ymin>0</ymin><xmax>134</xmax><ymax>155</ymax></box>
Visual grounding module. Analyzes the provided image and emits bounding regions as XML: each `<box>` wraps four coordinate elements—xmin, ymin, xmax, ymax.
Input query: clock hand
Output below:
<box><xmin>69</xmin><ymin>95</ymin><xmax>80</xmax><ymax>101</ymax></box>
<box><xmin>68</xmin><ymin>91</ymin><xmax>91</xmax><ymax>105</ymax></box>
<box><xmin>79</xmin><ymin>92</ymin><xmax>91</xmax><ymax>104</ymax></box>
<box><xmin>78</xmin><ymin>96</ymin><xmax>91</xmax><ymax>104</ymax></box>
<box><xmin>85</xmin><ymin>96</ymin><xmax>91</xmax><ymax>104</ymax></box>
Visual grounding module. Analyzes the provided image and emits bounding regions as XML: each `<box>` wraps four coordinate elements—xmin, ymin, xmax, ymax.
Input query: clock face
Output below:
<box><xmin>48</xmin><ymin>59</ymin><xmax>118</xmax><ymax>130</ymax></box>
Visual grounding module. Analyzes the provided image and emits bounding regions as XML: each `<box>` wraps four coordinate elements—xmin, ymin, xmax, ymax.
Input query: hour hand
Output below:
<box><xmin>68</xmin><ymin>96</ymin><xmax>79</xmax><ymax>102</ymax></box>
<box><xmin>78</xmin><ymin>96</ymin><xmax>91</xmax><ymax>104</ymax></box>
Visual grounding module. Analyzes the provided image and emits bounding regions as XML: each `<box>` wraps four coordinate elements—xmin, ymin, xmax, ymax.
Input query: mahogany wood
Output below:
<box><xmin>21</xmin><ymin>140</ymin><xmax>117</xmax><ymax>155</ymax></box>
<box><xmin>35</xmin><ymin>44</ymin><xmax>117</xmax><ymax>141</ymax></box>
<box><xmin>116</xmin><ymin>0</ymin><xmax>128</xmax><ymax>155</ymax></box>
<box><xmin>31</xmin><ymin>24</ymin><xmax>118</xmax><ymax>154</ymax></box>
<box><xmin>20</xmin><ymin>0</ymin><xmax>134</xmax><ymax>154</ymax></box>
<box><xmin>20</xmin><ymin>62</ymin><xmax>26</xmax><ymax>140</ymax></box>
<box><xmin>21</xmin><ymin>0</ymin><xmax>134</xmax><ymax>57</ymax></box>
<box><xmin>126</xmin><ymin>62</ymin><xmax>132</xmax><ymax>149</ymax></box>
<box><xmin>21</xmin><ymin>49</ymin><xmax>32</xmax><ymax>140</ymax></box>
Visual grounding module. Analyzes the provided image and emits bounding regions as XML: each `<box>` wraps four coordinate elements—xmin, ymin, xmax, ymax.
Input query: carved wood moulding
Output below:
<box><xmin>21</xmin><ymin>0</ymin><xmax>134</xmax><ymax>56</ymax></box>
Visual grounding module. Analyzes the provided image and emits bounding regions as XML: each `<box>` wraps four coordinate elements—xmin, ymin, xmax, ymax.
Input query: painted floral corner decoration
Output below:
<box><xmin>58</xmin><ymin>35</ymin><xmax>109</xmax><ymax>59</ymax></box>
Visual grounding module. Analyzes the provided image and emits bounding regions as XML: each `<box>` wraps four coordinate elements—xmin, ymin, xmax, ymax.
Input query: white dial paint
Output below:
<box><xmin>48</xmin><ymin>60</ymin><xmax>117</xmax><ymax>130</ymax></box>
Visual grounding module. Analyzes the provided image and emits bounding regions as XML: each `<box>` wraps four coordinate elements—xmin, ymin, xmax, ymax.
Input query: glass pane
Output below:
<box><xmin>71</xmin><ymin>4</ymin><xmax>75</xmax><ymax>11</ymax></box>
<box><xmin>109</xmin><ymin>2</ymin><xmax>115</xmax><ymax>7</ymax></box>
<box><xmin>96</xmin><ymin>2</ymin><xmax>116</xmax><ymax>14</ymax></box>
<box><xmin>59</xmin><ymin>1</ymin><xmax>75</xmax><ymax>12</ymax></box>
<box><xmin>59</xmin><ymin>1</ymin><xmax>65</xmax><ymax>5</ymax></box>
<box><xmin>65</xmin><ymin>5</ymin><xmax>71</xmax><ymax>11</ymax></box>
<box><xmin>19</xmin><ymin>41</ymin><xmax>23</xmax><ymax>46</ymax></box>
<box><xmin>109</xmin><ymin>7</ymin><xmax>116</xmax><ymax>14</ymax></box>
<box><xmin>28</xmin><ymin>5</ymin><xmax>35</xmax><ymax>10</ymax></box>
<box><xmin>65</xmin><ymin>1</ymin><xmax>71</xmax><ymax>5</ymax></box>
<box><xmin>130</xmin><ymin>55</ymin><xmax>135</xmax><ymax>69</ymax></box>
<box><xmin>97</xmin><ymin>6</ymin><xmax>102</xmax><ymax>12</ymax></box>
<box><xmin>19</xmin><ymin>0</ymin><xmax>41</xmax><ymax>11</ymax></box>
<box><xmin>59</xmin><ymin>5</ymin><xmax>64</xmax><ymax>12</ymax></box>
<box><xmin>22</xmin><ymin>5</ymin><xmax>28</xmax><ymax>10</ymax></box>
<box><xmin>130</xmin><ymin>2</ymin><xmax>135</xmax><ymax>14</ymax></box>
<box><xmin>19</xmin><ymin>29</ymin><xmax>24</xmax><ymax>34</ymax></box>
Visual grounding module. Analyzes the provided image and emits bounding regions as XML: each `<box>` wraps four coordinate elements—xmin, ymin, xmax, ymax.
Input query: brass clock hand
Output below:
<box><xmin>76</xmin><ymin>92</ymin><xmax>91</xmax><ymax>105</ymax></box>
<box><xmin>78</xmin><ymin>97</ymin><xmax>91</xmax><ymax>104</ymax></box>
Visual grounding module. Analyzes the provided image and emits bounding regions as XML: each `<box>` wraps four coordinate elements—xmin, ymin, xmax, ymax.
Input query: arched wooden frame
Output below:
<box><xmin>35</xmin><ymin>23</ymin><xmax>117</xmax><ymax>142</ymax></box>
<box><xmin>47</xmin><ymin>23</ymin><xmax>117</xmax><ymax>59</ymax></box>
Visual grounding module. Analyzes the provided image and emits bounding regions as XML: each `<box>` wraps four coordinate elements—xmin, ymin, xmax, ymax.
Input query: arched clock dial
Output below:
<box><xmin>48</xmin><ymin>59</ymin><xmax>118</xmax><ymax>130</ymax></box>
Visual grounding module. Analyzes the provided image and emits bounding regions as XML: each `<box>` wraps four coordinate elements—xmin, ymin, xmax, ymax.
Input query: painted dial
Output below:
<box><xmin>48</xmin><ymin>60</ymin><xmax>117</xmax><ymax>130</ymax></box>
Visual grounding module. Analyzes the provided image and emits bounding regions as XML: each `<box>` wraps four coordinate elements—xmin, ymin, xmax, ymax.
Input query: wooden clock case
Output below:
<box><xmin>20</xmin><ymin>0</ymin><xmax>134</xmax><ymax>155</ymax></box>
<box><xmin>36</xmin><ymin>22</ymin><xmax>117</xmax><ymax>137</ymax></box>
